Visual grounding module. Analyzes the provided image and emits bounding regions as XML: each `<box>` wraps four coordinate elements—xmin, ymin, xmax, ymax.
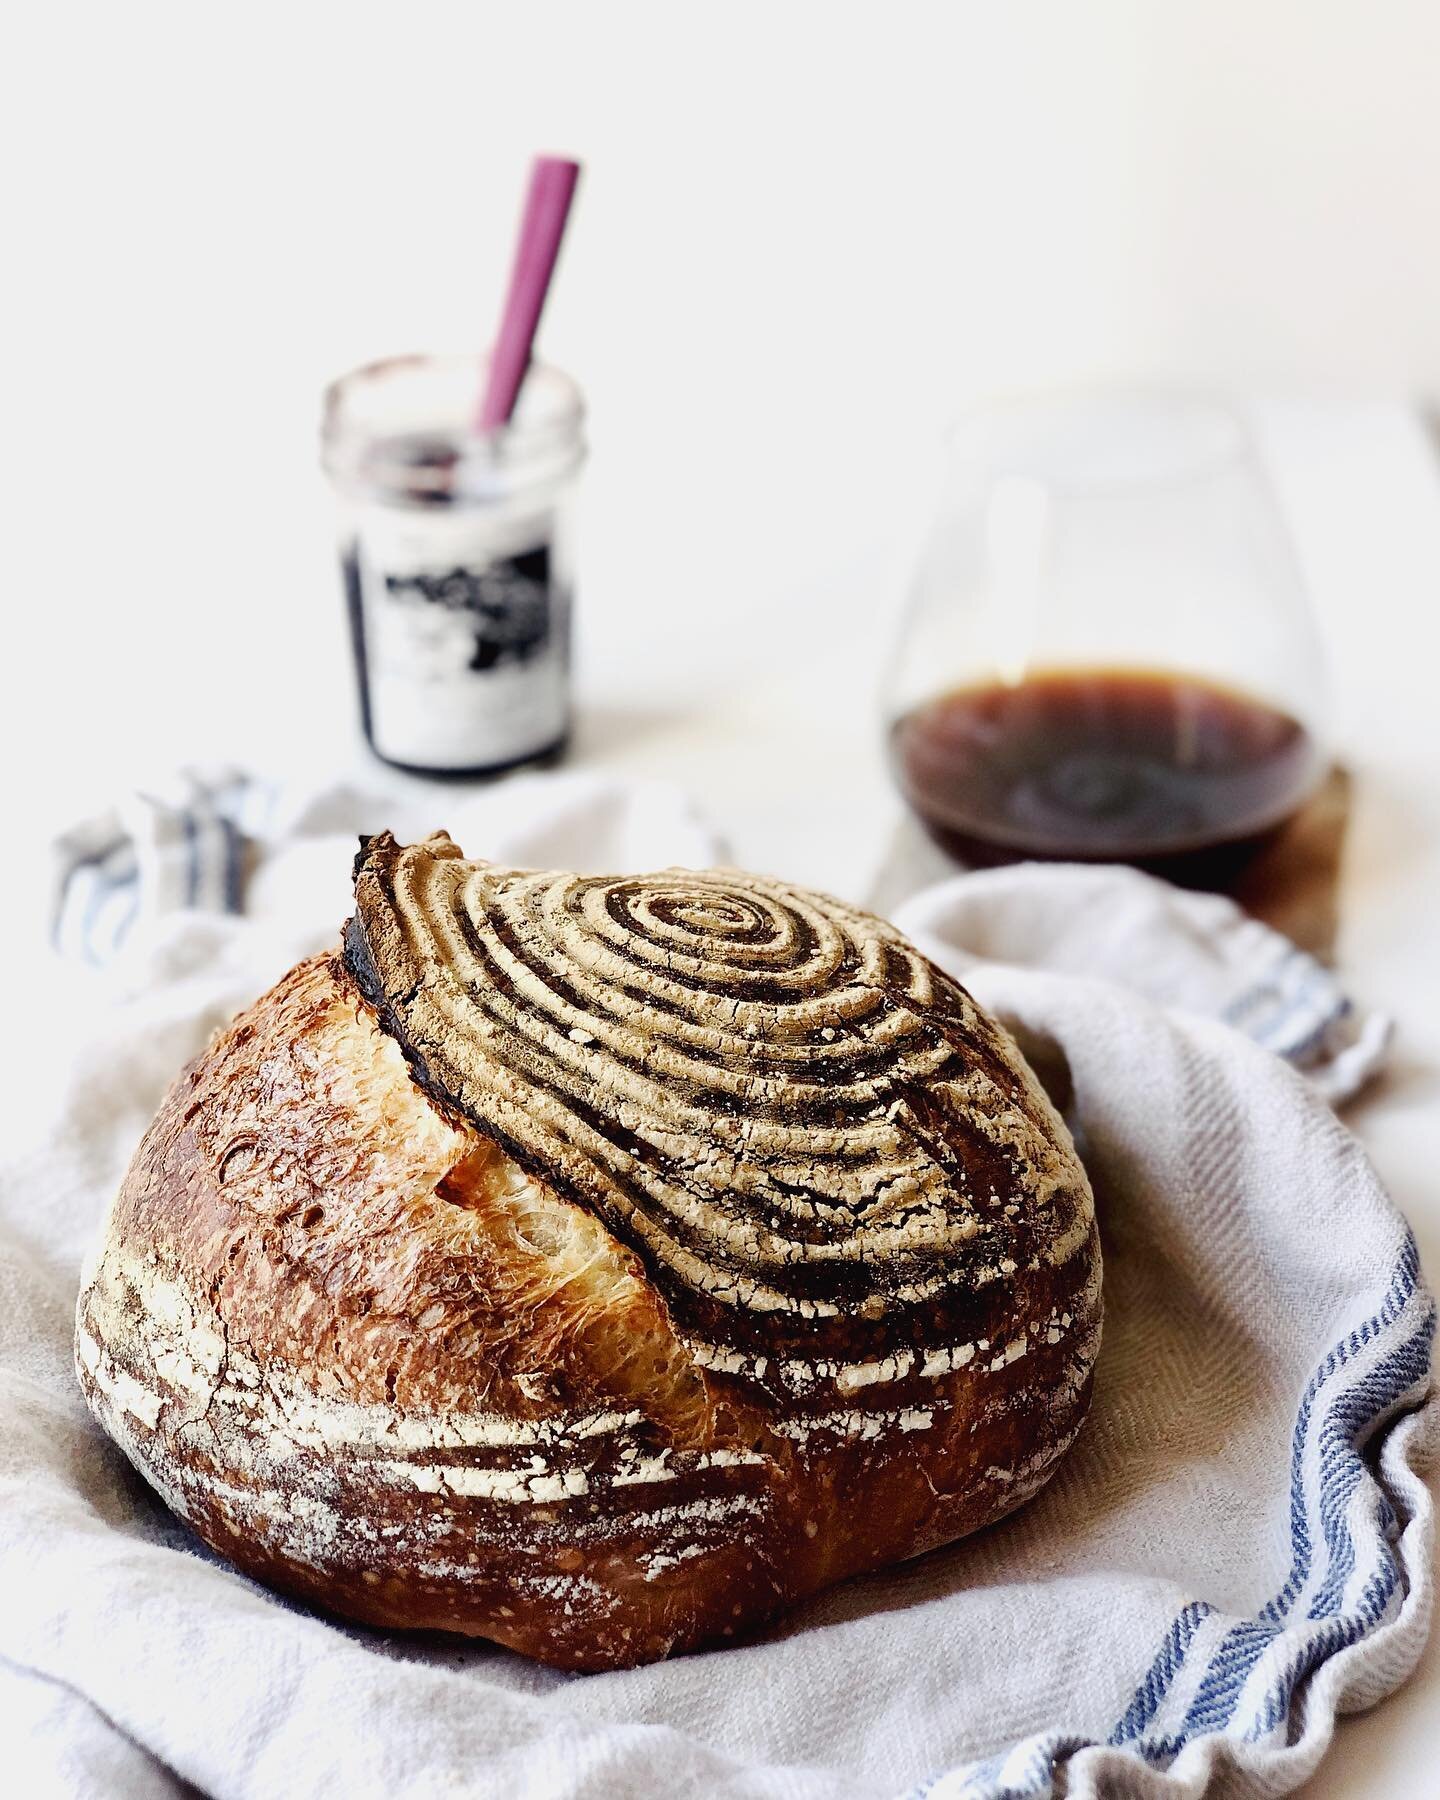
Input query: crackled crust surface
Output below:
<box><xmin>75</xmin><ymin>844</ymin><xmax>1102</xmax><ymax>1670</ymax></box>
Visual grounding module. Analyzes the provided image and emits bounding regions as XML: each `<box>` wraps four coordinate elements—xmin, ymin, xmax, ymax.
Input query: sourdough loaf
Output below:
<box><xmin>75</xmin><ymin>832</ymin><xmax>1101</xmax><ymax>1670</ymax></box>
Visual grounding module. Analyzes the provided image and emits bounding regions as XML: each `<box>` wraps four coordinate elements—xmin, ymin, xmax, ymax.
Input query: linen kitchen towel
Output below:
<box><xmin>7</xmin><ymin>773</ymin><xmax>1431</xmax><ymax>1799</ymax></box>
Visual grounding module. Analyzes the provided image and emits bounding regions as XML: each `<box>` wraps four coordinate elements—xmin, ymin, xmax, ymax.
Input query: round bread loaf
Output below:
<box><xmin>75</xmin><ymin>832</ymin><xmax>1101</xmax><ymax>1671</ymax></box>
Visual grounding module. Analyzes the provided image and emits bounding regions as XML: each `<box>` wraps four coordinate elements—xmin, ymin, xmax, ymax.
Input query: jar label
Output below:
<box><xmin>347</xmin><ymin>509</ymin><xmax>569</xmax><ymax>772</ymax></box>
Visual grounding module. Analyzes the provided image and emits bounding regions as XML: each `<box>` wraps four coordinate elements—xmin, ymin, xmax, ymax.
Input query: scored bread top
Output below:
<box><xmin>344</xmin><ymin>833</ymin><xmax>1094</xmax><ymax>1404</ymax></box>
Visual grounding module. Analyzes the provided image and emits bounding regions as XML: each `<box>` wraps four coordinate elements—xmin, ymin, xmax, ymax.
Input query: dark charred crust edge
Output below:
<box><xmin>342</xmin><ymin>837</ymin><xmax>664</xmax><ymax>1292</ymax></box>
<box><xmin>344</xmin><ymin>836</ymin><xmax>491</xmax><ymax>1143</ymax></box>
<box><xmin>340</xmin><ymin>907</ymin><xmax>530</xmax><ymax>1179</ymax></box>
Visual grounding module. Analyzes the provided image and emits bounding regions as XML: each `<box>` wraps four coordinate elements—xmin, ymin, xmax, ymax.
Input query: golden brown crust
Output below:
<box><xmin>75</xmin><ymin>848</ymin><xmax>1101</xmax><ymax>1671</ymax></box>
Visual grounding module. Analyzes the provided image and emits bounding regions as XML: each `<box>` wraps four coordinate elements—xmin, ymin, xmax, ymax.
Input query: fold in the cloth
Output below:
<box><xmin>892</xmin><ymin>861</ymin><xmax>1391</xmax><ymax>1104</ymax></box>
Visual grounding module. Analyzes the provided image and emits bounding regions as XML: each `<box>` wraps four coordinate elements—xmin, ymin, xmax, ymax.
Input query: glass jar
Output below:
<box><xmin>322</xmin><ymin>353</ymin><xmax>586</xmax><ymax>777</ymax></box>
<box><xmin>883</xmin><ymin>390</ymin><xmax>1331</xmax><ymax>885</ymax></box>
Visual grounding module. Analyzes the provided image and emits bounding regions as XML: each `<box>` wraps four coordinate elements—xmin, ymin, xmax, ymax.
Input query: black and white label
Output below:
<box><xmin>383</xmin><ymin>547</ymin><xmax>552</xmax><ymax>672</ymax></box>
<box><xmin>352</xmin><ymin>508</ymin><xmax>569</xmax><ymax>771</ymax></box>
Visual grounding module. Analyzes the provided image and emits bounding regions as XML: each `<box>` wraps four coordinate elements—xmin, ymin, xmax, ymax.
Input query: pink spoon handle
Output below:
<box><xmin>476</xmin><ymin>155</ymin><xmax>582</xmax><ymax>433</ymax></box>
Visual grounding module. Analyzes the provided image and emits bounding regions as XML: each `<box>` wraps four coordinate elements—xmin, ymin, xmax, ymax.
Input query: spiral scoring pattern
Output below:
<box><xmin>345</xmin><ymin>833</ymin><xmax>1092</xmax><ymax>1378</ymax></box>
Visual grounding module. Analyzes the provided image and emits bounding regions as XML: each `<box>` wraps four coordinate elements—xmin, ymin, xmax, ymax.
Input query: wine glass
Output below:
<box><xmin>882</xmin><ymin>390</ymin><xmax>1331</xmax><ymax>885</ymax></box>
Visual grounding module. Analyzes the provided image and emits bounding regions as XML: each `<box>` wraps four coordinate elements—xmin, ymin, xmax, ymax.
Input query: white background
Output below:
<box><xmin>3</xmin><ymin>5</ymin><xmax>1440</xmax><ymax>1794</ymax></box>
<box><xmin>5</xmin><ymin>0</ymin><xmax>1440</xmax><ymax>807</ymax></box>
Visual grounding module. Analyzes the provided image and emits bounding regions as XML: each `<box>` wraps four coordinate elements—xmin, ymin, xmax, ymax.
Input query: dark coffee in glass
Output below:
<box><xmin>892</xmin><ymin>667</ymin><xmax>1324</xmax><ymax>884</ymax></box>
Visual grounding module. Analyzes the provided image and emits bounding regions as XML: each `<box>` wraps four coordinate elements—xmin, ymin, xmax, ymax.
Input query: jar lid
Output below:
<box><xmin>322</xmin><ymin>353</ymin><xmax>585</xmax><ymax>505</ymax></box>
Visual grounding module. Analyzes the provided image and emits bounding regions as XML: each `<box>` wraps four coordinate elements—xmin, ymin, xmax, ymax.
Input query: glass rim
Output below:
<box><xmin>943</xmin><ymin>384</ymin><xmax>1255</xmax><ymax>492</ymax></box>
